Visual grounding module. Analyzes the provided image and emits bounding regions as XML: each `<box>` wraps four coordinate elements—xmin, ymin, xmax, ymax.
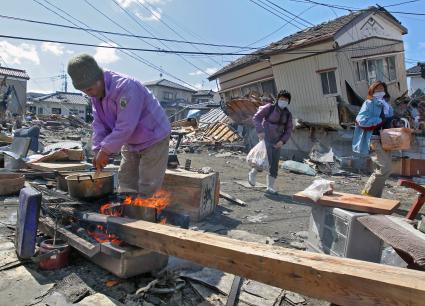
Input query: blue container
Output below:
<box><xmin>15</xmin><ymin>187</ymin><xmax>42</xmax><ymax>259</ymax></box>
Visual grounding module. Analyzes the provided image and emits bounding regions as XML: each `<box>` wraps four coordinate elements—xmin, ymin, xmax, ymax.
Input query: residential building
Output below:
<box><xmin>209</xmin><ymin>7</ymin><xmax>408</xmax><ymax>129</ymax></box>
<box><xmin>407</xmin><ymin>63</ymin><xmax>425</xmax><ymax>94</ymax></box>
<box><xmin>27</xmin><ymin>91</ymin><xmax>90</xmax><ymax>121</ymax></box>
<box><xmin>144</xmin><ymin>79</ymin><xmax>196</xmax><ymax>121</ymax></box>
<box><xmin>0</xmin><ymin>66</ymin><xmax>30</xmax><ymax>115</ymax></box>
<box><xmin>192</xmin><ymin>90</ymin><xmax>218</xmax><ymax>104</ymax></box>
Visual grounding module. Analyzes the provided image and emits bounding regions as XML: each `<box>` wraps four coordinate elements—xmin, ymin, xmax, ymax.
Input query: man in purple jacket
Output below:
<box><xmin>249</xmin><ymin>90</ymin><xmax>293</xmax><ymax>194</ymax></box>
<box><xmin>67</xmin><ymin>54</ymin><xmax>171</xmax><ymax>198</ymax></box>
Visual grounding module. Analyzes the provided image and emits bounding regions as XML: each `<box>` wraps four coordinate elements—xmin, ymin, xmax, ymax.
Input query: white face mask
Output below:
<box><xmin>373</xmin><ymin>92</ymin><xmax>385</xmax><ymax>100</ymax></box>
<box><xmin>278</xmin><ymin>99</ymin><xmax>289</xmax><ymax>109</ymax></box>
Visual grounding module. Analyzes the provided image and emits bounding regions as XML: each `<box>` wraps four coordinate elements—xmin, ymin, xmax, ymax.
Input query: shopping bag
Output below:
<box><xmin>246</xmin><ymin>140</ymin><xmax>269</xmax><ymax>171</ymax></box>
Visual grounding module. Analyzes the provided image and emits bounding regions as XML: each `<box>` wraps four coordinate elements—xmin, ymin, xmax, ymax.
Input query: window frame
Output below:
<box><xmin>319</xmin><ymin>69</ymin><xmax>338</xmax><ymax>96</ymax></box>
<box><xmin>51</xmin><ymin>107</ymin><xmax>62</xmax><ymax>115</ymax></box>
<box><xmin>163</xmin><ymin>91</ymin><xmax>174</xmax><ymax>100</ymax></box>
<box><xmin>354</xmin><ymin>55</ymin><xmax>397</xmax><ymax>85</ymax></box>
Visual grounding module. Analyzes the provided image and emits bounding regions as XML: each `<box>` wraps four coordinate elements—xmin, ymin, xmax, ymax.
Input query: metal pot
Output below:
<box><xmin>66</xmin><ymin>172</ymin><xmax>114</xmax><ymax>199</ymax></box>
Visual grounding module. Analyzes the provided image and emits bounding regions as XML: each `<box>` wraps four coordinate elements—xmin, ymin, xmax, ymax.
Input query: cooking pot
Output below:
<box><xmin>66</xmin><ymin>172</ymin><xmax>114</xmax><ymax>199</ymax></box>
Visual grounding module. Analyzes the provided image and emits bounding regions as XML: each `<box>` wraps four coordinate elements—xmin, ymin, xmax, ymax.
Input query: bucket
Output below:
<box><xmin>38</xmin><ymin>239</ymin><xmax>70</xmax><ymax>270</ymax></box>
<box><xmin>380</xmin><ymin>128</ymin><xmax>413</xmax><ymax>151</ymax></box>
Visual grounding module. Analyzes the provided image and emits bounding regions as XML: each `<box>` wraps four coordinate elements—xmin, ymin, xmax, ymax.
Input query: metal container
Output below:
<box><xmin>66</xmin><ymin>172</ymin><xmax>114</xmax><ymax>199</ymax></box>
<box><xmin>38</xmin><ymin>239</ymin><xmax>71</xmax><ymax>270</ymax></box>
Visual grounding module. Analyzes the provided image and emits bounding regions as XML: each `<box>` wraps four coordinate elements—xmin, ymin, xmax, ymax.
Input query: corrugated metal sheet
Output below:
<box><xmin>199</xmin><ymin>108</ymin><xmax>231</xmax><ymax>128</ymax></box>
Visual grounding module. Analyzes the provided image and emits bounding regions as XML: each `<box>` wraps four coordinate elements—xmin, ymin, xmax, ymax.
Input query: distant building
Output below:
<box><xmin>144</xmin><ymin>79</ymin><xmax>196</xmax><ymax>121</ymax></box>
<box><xmin>27</xmin><ymin>91</ymin><xmax>90</xmax><ymax>121</ymax></box>
<box><xmin>192</xmin><ymin>90</ymin><xmax>216</xmax><ymax>104</ymax></box>
<box><xmin>0</xmin><ymin>66</ymin><xmax>30</xmax><ymax>116</ymax></box>
<box><xmin>407</xmin><ymin>63</ymin><xmax>425</xmax><ymax>94</ymax></box>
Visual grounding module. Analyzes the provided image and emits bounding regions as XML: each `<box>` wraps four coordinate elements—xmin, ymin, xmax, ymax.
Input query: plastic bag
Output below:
<box><xmin>246</xmin><ymin>140</ymin><xmax>269</xmax><ymax>172</ymax></box>
<box><xmin>301</xmin><ymin>179</ymin><xmax>334</xmax><ymax>202</ymax></box>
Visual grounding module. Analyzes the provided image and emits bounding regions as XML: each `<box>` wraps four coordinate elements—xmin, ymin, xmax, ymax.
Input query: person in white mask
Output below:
<box><xmin>250</xmin><ymin>90</ymin><xmax>293</xmax><ymax>194</ymax></box>
<box><xmin>352</xmin><ymin>81</ymin><xmax>394</xmax><ymax>197</ymax></box>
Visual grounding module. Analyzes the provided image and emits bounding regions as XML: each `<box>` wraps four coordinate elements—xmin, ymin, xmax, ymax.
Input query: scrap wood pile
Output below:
<box><xmin>224</xmin><ymin>95</ymin><xmax>266</xmax><ymax>125</ymax></box>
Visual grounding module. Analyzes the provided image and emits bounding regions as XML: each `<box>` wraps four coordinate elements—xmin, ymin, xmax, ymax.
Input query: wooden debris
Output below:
<box><xmin>220</xmin><ymin>191</ymin><xmax>246</xmax><ymax>206</ymax></box>
<box><xmin>107</xmin><ymin>218</ymin><xmax>425</xmax><ymax>306</ymax></box>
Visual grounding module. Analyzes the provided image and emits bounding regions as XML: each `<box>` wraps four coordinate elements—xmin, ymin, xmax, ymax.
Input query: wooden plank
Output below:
<box><xmin>293</xmin><ymin>191</ymin><xmax>400</xmax><ymax>214</ymax></box>
<box><xmin>28</xmin><ymin>162</ymin><xmax>89</xmax><ymax>172</ymax></box>
<box><xmin>220</xmin><ymin>191</ymin><xmax>246</xmax><ymax>206</ymax></box>
<box><xmin>39</xmin><ymin>217</ymin><xmax>100</xmax><ymax>257</ymax></box>
<box><xmin>107</xmin><ymin>218</ymin><xmax>425</xmax><ymax>306</ymax></box>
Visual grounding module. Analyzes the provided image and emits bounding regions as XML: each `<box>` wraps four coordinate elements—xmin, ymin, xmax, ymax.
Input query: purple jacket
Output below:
<box><xmin>92</xmin><ymin>70</ymin><xmax>171</xmax><ymax>154</ymax></box>
<box><xmin>253</xmin><ymin>103</ymin><xmax>293</xmax><ymax>144</ymax></box>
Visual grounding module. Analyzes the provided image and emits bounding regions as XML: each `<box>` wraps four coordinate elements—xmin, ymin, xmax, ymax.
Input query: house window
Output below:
<box><xmin>69</xmin><ymin>109</ymin><xmax>79</xmax><ymax>115</ymax></box>
<box><xmin>28</xmin><ymin>106</ymin><xmax>36</xmax><ymax>114</ymax></box>
<box><xmin>260</xmin><ymin>80</ymin><xmax>277</xmax><ymax>96</ymax></box>
<box><xmin>38</xmin><ymin>108</ymin><xmax>43</xmax><ymax>115</ymax></box>
<box><xmin>51</xmin><ymin>108</ymin><xmax>62</xmax><ymax>115</ymax></box>
<box><xmin>320</xmin><ymin>70</ymin><xmax>337</xmax><ymax>95</ymax></box>
<box><xmin>356</xmin><ymin>60</ymin><xmax>367</xmax><ymax>81</ymax></box>
<box><xmin>241</xmin><ymin>84</ymin><xmax>260</xmax><ymax>96</ymax></box>
<box><xmin>356</xmin><ymin>56</ymin><xmax>397</xmax><ymax>84</ymax></box>
<box><xmin>163</xmin><ymin>92</ymin><xmax>173</xmax><ymax>100</ymax></box>
<box><xmin>79</xmin><ymin>110</ymin><xmax>85</xmax><ymax>114</ymax></box>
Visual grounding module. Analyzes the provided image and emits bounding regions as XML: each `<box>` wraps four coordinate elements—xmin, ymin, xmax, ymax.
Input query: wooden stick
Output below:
<box><xmin>107</xmin><ymin>218</ymin><xmax>425</xmax><ymax>306</ymax></box>
<box><xmin>220</xmin><ymin>191</ymin><xmax>247</xmax><ymax>206</ymax></box>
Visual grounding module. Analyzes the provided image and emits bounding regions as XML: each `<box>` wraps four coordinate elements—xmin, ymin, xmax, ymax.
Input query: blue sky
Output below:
<box><xmin>1</xmin><ymin>0</ymin><xmax>424</xmax><ymax>93</ymax></box>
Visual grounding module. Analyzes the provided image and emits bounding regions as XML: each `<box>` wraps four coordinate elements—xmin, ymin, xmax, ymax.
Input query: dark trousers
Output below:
<box><xmin>266</xmin><ymin>141</ymin><xmax>281</xmax><ymax>178</ymax></box>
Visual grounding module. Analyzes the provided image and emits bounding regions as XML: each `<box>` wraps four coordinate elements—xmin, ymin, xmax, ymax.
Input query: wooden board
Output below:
<box><xmin>27</xmin><ymin>162</ymin><xmax>89</xmax><ymax>172</ymax></box>
<box><xmin>220</xmin><ymin>191</ymin><xmax>246</xmax><ymax>206</ymax></box>
<box><xmin>107</xmin><ymin>218</ymin><xmax>425</xmax><ymax>306</ymax></box>
<box><xmin>293</xmin><ymin>191</ymin><xmax>400</xmax><ymax>214</ymax></box>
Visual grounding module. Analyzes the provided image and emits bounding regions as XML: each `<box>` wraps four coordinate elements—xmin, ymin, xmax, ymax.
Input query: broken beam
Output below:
<box><xmin>220</xmin><ymin>191</ymin><xmax>246</xmax><ymax>206</ymax></box>
<box><xmin>107</xmin><ymin>218</ymin><xmax>425</xmax><ymax>306</ymax></box>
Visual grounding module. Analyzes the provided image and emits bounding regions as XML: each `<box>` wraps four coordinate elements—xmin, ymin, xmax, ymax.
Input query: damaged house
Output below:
<box><xmin>0</xmin><ymin>66</ymin><xmax>30</xmax><ymax>116</ymax></box>
<box><xmin>208</xmin><ymin>7</ymin><xmax>408</xmax><ymax>160</ymax></box>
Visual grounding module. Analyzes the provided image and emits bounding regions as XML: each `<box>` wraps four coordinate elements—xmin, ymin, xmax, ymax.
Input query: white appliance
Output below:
<box><xmin>307</xmin><ymin>205</ymin><xmax>382</xmax><ymax>263</ymax></box>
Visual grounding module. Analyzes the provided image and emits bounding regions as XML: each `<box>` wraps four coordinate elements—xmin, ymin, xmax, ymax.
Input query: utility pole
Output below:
<box><xmin>60</xmin><ymin>64</ymin><xmax>68</xmax><ymax>92</ymax></box>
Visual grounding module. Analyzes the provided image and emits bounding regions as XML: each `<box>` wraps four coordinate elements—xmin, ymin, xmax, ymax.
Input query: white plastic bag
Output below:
<box><xmin>246</xmin><ymin>140</ymin><xmax>269</xmax><ymax>172</ymax></box>
<box><xmin>301</xmin><ymin>179</ymin><xmax>334</xmax><ymax>202</ymax></box>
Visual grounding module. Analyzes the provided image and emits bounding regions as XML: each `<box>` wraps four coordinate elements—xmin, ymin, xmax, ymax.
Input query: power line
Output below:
<box><xmin>0</xmin><ymin>33</ymin><xmax>403</xmax><ymax>55</ymax></box>
<box><xmin>0</xmin><ymin>14</ymin><xmax>260</xmax><ymax>50</ymax></box>
<box><xmin>33</xmin><ymin>0</ymin><xmax>196</xmax><ymax>89</ymax></box>
<box><xmin>134</xmin><ymin>0</ymin><xmax>222</xmax><ymax>66</ymax></box>
<box><xmin>108</xmin><ymin>0</ymin><xmax>211</xmax><ymax>74</ymax></box>
<box><xmin>384</xmin><ymin>0</ymin><xmax>421</xmax><ymax>8</ymax></box>
<box><xmin>263</xmin><ymin>0</ymin><xmax>314</xmax><ymax>26</ymax></box>
<box><xmin>248</xmin><ymin>0</ymin><xmax>305</xmax><ymax>30</ymax></box>
<box><xmin>236</xmin><ymin>5</ymin><xmax>316</xmax><ymax>52</ymax></box>
<box><xmin>290</xmin><ymin>0</ymin><xmax>425</xmax><ymax>16</ymax></box>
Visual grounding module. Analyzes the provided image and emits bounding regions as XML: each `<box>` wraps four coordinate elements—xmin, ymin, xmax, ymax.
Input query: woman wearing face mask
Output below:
<box><xmin>249</xmin><ymin>90</ymin><xmax>293</xmax><ymax>194</ymax></box>
<box><xmin>352</xmin><ymin>81</ymin><xmax>393</xmax><ymax>197</ymax></box>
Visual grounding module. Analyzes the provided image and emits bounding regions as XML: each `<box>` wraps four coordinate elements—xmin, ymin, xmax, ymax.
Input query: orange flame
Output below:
<box><xmin>123</xmin><ymin>190</ymin><xmax>171</xmax><ymax>213</ymax></box>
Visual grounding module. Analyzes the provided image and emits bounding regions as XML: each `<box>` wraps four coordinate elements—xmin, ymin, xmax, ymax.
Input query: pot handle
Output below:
<box><xmin>77</xmin><ymin>174</ymin><xmax>94</xmax><ymax>183</ymax></box>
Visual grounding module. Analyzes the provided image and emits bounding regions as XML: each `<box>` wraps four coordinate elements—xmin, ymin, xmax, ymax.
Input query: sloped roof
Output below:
<box><xmin>199</xmin><ymin>107</ymin><xmax>231</xmax><ymax>128</ymax></box>
<box><xmin>193</xmin><ymin>89</ymin><xmax>215</xmax><ymax>96</ymax></box>
<box><xmin>0</xmin><ymin>67</ymin><xmax>30</xmax><ymax>80</ymax></box>
<box><xmin>209</xmin><ymin>7</ymin><xmax>406</xmax><ymax>80</ymax></box>
<box><xmin>144</xmin><ymin>79</ymin><xmax>196</xmax><ymax>92</ymax></box>
<box><xmin>34</xmin><ymin>91</ymin><xmax>89</xmax><ymax>105</ymax></box>
<box><xmin>407</xmin><ymin>64</ymin><xmax>422</xmax><ymax>76</ymax></box>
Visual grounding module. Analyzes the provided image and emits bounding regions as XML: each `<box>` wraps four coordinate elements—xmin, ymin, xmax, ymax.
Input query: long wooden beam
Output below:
<box><xmin>108</xmin><ymin>218</ymin><xmax>425</xmax><ymax>306</ymax></box>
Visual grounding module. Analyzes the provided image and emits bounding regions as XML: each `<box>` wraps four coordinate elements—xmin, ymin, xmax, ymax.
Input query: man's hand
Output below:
<box><xmin>258</xmin><ymin>133</ymin><xmax>265</xmax><ymax>140</ymax></box>
<box><xmin>95</xmin><ymin>150</ymin><xmax>109</xmax><ymax>171</ymax></box>
<box><xmin>273</xmin><ymin>140</ymin><xmax>284</xmax><ymax>149</ymax></box>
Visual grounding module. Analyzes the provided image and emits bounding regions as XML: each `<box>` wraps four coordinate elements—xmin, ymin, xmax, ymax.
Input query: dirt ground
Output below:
<box><xmin>0</xmin><ymin>149</ymin><xmax>421</xmax><ymax>306</ymax></box>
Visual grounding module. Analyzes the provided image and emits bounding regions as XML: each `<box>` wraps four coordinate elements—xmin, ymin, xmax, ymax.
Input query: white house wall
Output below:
<box><xmin>336</xmin><ymin>38</ymin><xmax>407</xmax><ymax>102</ymax></box>
<box><xmin>335</xmin><ymin>12</ymin><xmax>404</xmax><ymax>47</ymax></box>
<box><xmin>271</xmin><ymin>48</ymin><xmax>341</xmax><ymax>126</ymax></box>
<box><xmin>35</xmin><ymin>101</ymin><xmax>86</xmax><ymax>120</ymax></box>
<box><xmin>218</xmin><ymin>61</ymin><xmax>273</xmax><ymax>92</ymax></box>
<box><xmin>409</xmin><ymin>76</ymin><xmax>425</xmax><ymax>93</ymax></box>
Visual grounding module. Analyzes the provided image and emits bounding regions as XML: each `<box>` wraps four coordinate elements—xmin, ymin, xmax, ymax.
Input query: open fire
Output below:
<box><xmin>88</xmin><ymin>190</ymin><xmax>171</xmax><ymax>244</ymax></box>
